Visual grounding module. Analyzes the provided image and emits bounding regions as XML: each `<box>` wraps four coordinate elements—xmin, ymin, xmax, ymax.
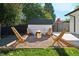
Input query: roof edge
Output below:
<box><xmin>65</xmin><ymin>8</ymin><xmax>79</xmax><ymax>16</ymax></box>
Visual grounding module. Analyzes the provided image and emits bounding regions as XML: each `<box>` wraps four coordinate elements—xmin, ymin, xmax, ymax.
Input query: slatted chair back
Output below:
<box><xmin>52</xmin><ymin>29</ymin><xmax>67</xmax><ymax>46</ymax></box>
<box><xmin>52</xmin><ymin>34</ymin><xmax>79</xmax><ymax>48</ymax></box>
<box><xmin>46</xmin><ymin>27</ymin><xmax>53</xmax><ymax>37</ymax></box>
<box><xmin>11</xmin><ymin>27</ymin><xmax>25</xmax><ymax>43</ymax></box>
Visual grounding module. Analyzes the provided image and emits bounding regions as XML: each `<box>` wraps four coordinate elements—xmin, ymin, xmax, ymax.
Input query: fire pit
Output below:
<box><xmin>35</xmin><ymin>30</ymin><xmax>42</xmax><ymax>39</ymax></box>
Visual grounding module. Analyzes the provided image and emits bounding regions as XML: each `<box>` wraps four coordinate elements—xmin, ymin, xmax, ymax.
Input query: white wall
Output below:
<box><xmin>70</xmin><ymin>16</ymin><xmax>74</xmax><ymax>33</ymax></box>
<box><xmin>28</xmin><ymin>25</ymin><xmax>52</xmax><ymax>34</ymax></box>
<box><xmin>75</xmin><ymin>11</ymin><xmax>79</xmax><ymax>34</ymax></box>
<box><xmin>71</xmin><ymin>10</ymin><xmax>79</xmax><ymax>34</ymax></box>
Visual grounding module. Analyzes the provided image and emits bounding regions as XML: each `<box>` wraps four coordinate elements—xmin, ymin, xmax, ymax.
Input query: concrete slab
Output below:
<box><xmin>53</xmin><ymin>32</ymin><xmax>79</xmax><ymax>40</ymax></box>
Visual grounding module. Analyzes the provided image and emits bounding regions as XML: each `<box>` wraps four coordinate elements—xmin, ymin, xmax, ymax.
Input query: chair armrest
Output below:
<box><xmin>22</xmin><ymin>35</ymin><xmax>28</xmax><ymax>40</ymax></box>
<box><xmin>6</xmin><ymin>40</ymin><xmax>16</xmax><ymax>47</ymax></box>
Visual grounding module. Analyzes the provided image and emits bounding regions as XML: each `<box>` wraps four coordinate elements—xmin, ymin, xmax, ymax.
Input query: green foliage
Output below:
<box><xmin>22</xmin><ymin>3</ymin><xmax>56</xmax><ymax>24</ymax></box>
<box><xmin>0</xmin><ymin>3</ymin><xmax>56</xmax><ymax>26</ymax></box>
<box><xmin>0</xmin><ymin>4</ymin><xmax>22</xmax><ymax>26</ymax></box>
<box><xmin>44</xmin><ymin>3</ymin><xmax>56</xmax><ymax>21</ymax></box>
<box><xmin>63</xmin><ymin>19</ymin><xmax>70</xmax><ymax>23</ymax></box>
<box><xmin>22</xmin><ymin>3</ymin><xmax>45</xmax><ymax>23</ymax></box>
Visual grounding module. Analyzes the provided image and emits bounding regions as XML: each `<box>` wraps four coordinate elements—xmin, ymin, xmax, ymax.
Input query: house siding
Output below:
<box><xmin>70</xmin><ymin>16</ymin><xmax>74</xmax><ymax>33</ymax></box>
<box><xmin>70</xmin><ymin>10</ymin><xmax>79</xmax><ymax>34</ymax></box>
<box><xmin>75</xmin><ymin>13</ymin><xmax>79</xmax><ymax>34</ymax></box>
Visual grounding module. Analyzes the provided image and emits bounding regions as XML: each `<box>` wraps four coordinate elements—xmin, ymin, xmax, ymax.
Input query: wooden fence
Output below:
<box><xmin>53</xmin><ymin>22</ymin><xmax>69</xmax><ymax>32</ymax></box>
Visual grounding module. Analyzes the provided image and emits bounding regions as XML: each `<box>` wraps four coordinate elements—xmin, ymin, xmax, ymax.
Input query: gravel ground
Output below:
<box><xmin>0</xmin><ymin>33</ymin><xmax>79</xmax><ymax>48</ymax></box>
<box><xmin>0</xmin><ymin>35</ymin><xmax>55</xmax><ymax>48</ymax></box>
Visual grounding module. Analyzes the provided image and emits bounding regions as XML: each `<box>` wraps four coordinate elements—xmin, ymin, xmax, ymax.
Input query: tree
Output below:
<box><xmin>64</xmin><ymin>18</ymin><xmax>70</xmax><ymax>23</ymax></box>
<box><xmin>44</xmin><ymin>3</ymin><xmax>56</xmax><ymax>21</ymax></box>
<box><xmin>0</xmin><ymin>4</ymin><xmax>22</xmax><ymax>26</ymax></box>
<box><xmin>22</xmin><ymin>3</ymin><xmax>45</xmax><ymax>24</ymax></box>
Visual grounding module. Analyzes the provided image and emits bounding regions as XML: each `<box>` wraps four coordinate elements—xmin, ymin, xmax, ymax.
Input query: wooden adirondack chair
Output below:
<box><xmin>51</xmin><ymin>29</ymin><xmax>79</xmax><ymax>48</ymax></box>
<box><xmin>11</xmin><ymin>27</ymin><xmax>28</xmax><ymax>43</ymax></box>
<box><xmin>52</xmin><ymin>28</ymin><xmax>67</xmax><ymax>46</ymax></box>
<box><xmin>46</xmin><ymin>27</ymin><xmax>53</xmax><ymax>38</ymax></box>
<box><xmin>52</xmin><ymin>34</ymin><xmax>79</xmax><ymax>48</ymax></box>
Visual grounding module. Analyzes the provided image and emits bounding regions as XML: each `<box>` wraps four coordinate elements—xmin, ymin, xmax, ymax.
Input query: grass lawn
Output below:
<box><xmin>0</xmin><ymin>48</ymin><xmax>79</xmax><ymax>56</ymax></box>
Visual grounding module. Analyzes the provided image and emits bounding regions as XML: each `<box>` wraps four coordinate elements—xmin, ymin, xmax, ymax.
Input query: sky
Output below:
<box><xmin>52</xmin><ymin>3</ymin><xmax>78</xmax><ymax>20</ymax></box>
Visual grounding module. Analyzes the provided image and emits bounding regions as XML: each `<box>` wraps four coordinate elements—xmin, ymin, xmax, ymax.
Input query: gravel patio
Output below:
<box><xmin>0</xmin><ymin>32</ymin><xmax>79</xmax><ymax>48</ymax></box>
